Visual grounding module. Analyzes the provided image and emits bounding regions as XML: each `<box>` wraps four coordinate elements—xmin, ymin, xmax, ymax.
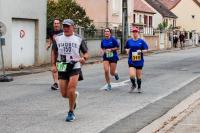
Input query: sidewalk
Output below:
<box><xmin>0</xmin><ymin>45</ymin><xmax>199</xmax><ymax>77</ymax></box>
<box><xmin>167</xmin><ymin>100</ymin><xmax>200</xmax><ymax>133</ymax></box>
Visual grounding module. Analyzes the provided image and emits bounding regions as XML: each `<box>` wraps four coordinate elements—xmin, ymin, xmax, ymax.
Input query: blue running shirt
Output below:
<box><xmin>125</xmin><ymin>38</ymin><xmax>148</xmax><ymax>67</ymax></box>
<box><xmin>101</xmin><ymin>36</ymin><xmax>119</xmax><ymax>62</ymax></box>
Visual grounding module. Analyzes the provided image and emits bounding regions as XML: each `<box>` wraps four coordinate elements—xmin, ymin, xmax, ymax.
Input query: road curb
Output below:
<box><xmin>138</xmin><ymin>75</ymin><xmax>200</xmax><ymax>133</ymax></box>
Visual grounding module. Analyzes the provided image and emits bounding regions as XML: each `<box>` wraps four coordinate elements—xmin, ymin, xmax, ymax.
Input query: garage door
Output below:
<box><xmin>12</xmin><ymin>19</ymin><xmax>35</xmax><ymax>68</ymax></box>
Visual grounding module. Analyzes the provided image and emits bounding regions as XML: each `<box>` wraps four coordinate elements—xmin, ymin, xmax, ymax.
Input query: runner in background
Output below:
<box><xmin>125</xmin><ymin>27</ymin><xmax>148</xmax><ymax>93</ymax></box>
<box><xmin>100</xmin><ymin>28</ymin><xmax>120</xmax><ymax>91</ymax></box>
<box><xmin>47</xmin><ymin>18</ymin><xmax>63</xmax><ymax>90</ymax></box>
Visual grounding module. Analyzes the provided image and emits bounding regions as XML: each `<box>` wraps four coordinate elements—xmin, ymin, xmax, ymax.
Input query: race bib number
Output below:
<box><xmin>132</xmin><ymin>52</ymin><xmax>141</xmax><ymax>61</ymax></box>
<box><xmin>106</xmin><ymin>51</ymin><xmax>114</xmax><ymax>58</ymax></box>
<box><xmin>56</xmin><ymin>62</ymin><xmax>67</xmax><ymax>72</ymax></box>
<box><xmin>64</xmin><ymin>46</ymin><xmax>72</xmax><ymax>54</ymax></box>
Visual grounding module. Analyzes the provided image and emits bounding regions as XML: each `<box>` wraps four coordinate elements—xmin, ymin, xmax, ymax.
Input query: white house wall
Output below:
<box><xmin>0</xmin><ymin>0</ymin><xmax>47</xmax><ymax>68</ymax></box>
<box><xmin>153</xmin><ymin>13</ymin><xmax>163</xmax><ymax>29</ymax></box>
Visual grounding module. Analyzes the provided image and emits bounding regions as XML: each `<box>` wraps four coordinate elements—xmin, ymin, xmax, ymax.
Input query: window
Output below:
<box><xmin>164</xmin><ymin>19</ymin><xmax>168</xmax><ymax>25</ymax></box>
<box><xmin>133</xmin><ymin>14</ymin><xmax>136</xmax><ymax>23</ymax></box>
<box><xmin>144</xmin><ymin>15</ymin><xmax>148</xmax><ymax>26</ymax></box>
<box><xmin>173</xmin><ymin>19</ymin><xmax>176</xmax><ymax>28</ymax></box>
<box><xmin>149</xmin><ymin>16</ymin><xmax>152</xmax><ymax>27</ymax></box>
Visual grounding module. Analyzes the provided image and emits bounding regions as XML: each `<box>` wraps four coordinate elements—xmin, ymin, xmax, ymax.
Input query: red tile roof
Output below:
<box><xmin>158</xmin><ymin>0</ymin><xmax>181</xmax><ymax>10</ymax></box>
<box><xmin>134</xmin><ymin>0</ymin><xmax>156</xmax><ymax>14</ymax></box>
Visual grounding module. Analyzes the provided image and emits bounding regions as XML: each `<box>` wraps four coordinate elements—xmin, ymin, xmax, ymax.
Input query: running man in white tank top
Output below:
<box><xmin>51</xmin><ymin>19</ymin><xmax>89</xmax><ymax>122</ymax></box>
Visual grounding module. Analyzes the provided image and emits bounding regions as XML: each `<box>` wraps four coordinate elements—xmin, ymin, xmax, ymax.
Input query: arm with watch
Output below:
<box><xmin>79</xmin><ymin>54</ymin><xmax>89</xmax><ymax>65</ymax></box>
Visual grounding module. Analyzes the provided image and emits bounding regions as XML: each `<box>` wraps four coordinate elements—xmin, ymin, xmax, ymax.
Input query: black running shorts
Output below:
<box><xmin>103</xmin><ymin>59</ymin><xmax>118</xmax><ymax>64</ymax></box>
<box><xmin>129</xmin><ymin>64</ymin><xmax>143</xmax><ymax>70</ymax></box>
<box><xmin>58</xmin><ymin>68</ymin><xmax>81</xmax><ymax>80</ymax></box>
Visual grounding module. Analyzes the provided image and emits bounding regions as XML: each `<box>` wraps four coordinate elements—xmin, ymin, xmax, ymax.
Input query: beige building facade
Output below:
<box><xmin>75</xmin><ymin>0</ymin><xmax>133</xmax><ymax>32</ymax></box>
<box><xmin>170</xmin><ymin>0</ymin><xmax>200</xmax><ymax>33</ymax></box>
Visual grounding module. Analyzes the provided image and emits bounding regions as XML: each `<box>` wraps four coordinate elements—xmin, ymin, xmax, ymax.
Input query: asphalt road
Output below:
<box><xmin>0</xmin><ymin>47</ymin><xmax>200</xmax><ymax>133</ymax></box>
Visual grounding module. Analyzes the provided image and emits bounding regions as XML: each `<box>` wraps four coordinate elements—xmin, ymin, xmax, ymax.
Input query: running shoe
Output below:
<box><xmin>66</xmin><ymin>111</ymin><xmax>75</xmax><ymax>122</ymax></box>
<box><xmin>138</xmin><ymin>87</ymin><xmax>142</xmax><ymax>93</ymax></box>
<box><xmin>129</xmin><ymin>84</ymin><xmax>136</xmax><ymax>93</ymax></box>
<box><xmin>74</xmin><ymin>91</ymin><xmax>79</xmax><ymax>110</ymax></box>
<box><xmin>114</xmin><ymin>73</ymin><xmax>119</xmax><ymax>80</ymax></box>
<box><xmin>51</xmin><ymin>83</ymin><xmax>59</xmax><ymax>90</ymax></box>
<box><xmin>105</xmin><ymin>84</ymin><xmax>112</xmax><ymax>91</ymax></box>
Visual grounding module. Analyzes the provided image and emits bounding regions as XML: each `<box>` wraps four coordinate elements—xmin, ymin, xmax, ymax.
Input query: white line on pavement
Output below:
<box><xmin>100</xmin><ymin>79</ymin><xmax>130</xmax><ymax>90</ymax></box>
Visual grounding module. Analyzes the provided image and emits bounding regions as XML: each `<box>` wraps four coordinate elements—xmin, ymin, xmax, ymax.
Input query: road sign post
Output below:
<box><xmin>0</xmin><ymin>21</ymin><xmax>13</xmax><ymax>82</ymax></box>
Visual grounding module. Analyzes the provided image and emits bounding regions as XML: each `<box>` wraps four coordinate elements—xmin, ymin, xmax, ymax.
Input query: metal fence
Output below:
<box><xmin>75</xmin><ymin>28</ymin><xmax>123</xmax><ymax>40</ymax></box>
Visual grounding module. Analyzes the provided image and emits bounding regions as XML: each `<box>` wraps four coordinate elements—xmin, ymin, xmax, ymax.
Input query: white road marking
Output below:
<box><xmin>100</xmin><ymin>79</ymin><xmax>130</xmax><ymax>90</ymax></box>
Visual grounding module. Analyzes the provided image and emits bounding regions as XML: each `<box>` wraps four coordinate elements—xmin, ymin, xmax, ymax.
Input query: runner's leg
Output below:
<box><xmin>51</xmin><ymin>71</ymin><xmax>59</xmax><ymax>90</ymax></box>
<box><xmin>53</xmin><ymin>72</ymin><xmax>59</xmax><ymax>83</ymax></box>
<box><xmin>110</xmin><ymin>62</ymin><xmax>119</xmax><ymax>80</ymax></box>
<box><xmin>103</xmin><ymin>61</ymin><xmax>112</xmax><ymax>90</ymax></box>
<box><xmin>103</xmin><ymin>61</ymin><xmax>110</xmax><ymax>84</ymax></box>
<box><xmin>67</xmin><ymin>75</ymin><xmax>79</xmax><ymax>112</ymax></box>
<box><xmin>129</xmin><ymin>67</ymin><xmax>136</xmax><ymax>92</ymax></box>
<box><xmin>110</xmin><ymin>63</ymin><xmax>117</xmax><ymax>76</ymax></box>
<box><xmin>136</xmin><ymin>69</ymin><xmax>142</xmax><ymax>93</ymax></box>
<box><xmin>59</xmin><ymin>79</ymin><xmax>69</xmax><ymax>98</ymax></box>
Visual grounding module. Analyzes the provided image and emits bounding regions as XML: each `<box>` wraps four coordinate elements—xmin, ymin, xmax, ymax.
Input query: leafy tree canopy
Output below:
<box><xmin>47</xmin><ymin>0</ymin><xmax>94</xmax><ymax>30</ymax></box>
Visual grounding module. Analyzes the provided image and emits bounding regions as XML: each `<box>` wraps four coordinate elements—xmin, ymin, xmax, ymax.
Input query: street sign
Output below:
<box><xmin>0</xmin><ymin>38</ymin><xmax>5</xmax><ymax>46</ymax></box>
<box><xmin>0</xmin><ymin>22</ymin><xmax>6</xmax><ymax>37</ymax></box>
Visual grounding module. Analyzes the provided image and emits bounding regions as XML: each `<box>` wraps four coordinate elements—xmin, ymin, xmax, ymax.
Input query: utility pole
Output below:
<box><xmin>122</xmin><ymin>0</ymin><xmax>128</xmax><ymax>53</ymax></box>
<box><xmin>106</xmin><ymin>0</ymin><xmax>109</xmax><ymax>27</ymax></box>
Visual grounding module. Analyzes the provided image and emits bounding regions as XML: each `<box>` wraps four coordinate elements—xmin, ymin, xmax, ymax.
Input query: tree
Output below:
<box><xmin>47</xmin><ymin>0</ymin><xmax>95</xmax><ymax>31</ymax></box>
<box><xmin>157</xmin><ymin>21</ymin><xmax>168</xmax><ymax>31</ymax></box>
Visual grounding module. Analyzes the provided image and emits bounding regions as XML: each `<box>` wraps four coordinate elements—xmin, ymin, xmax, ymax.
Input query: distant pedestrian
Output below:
<box><xmin>100</xmin><ymin>28</ymin><xmax>120</xmax><ymax>91</ymax></box>
<box><xmin>125</xmin><ymin>27</ymin><xmax>148</xmax><ymax>93</ymax></box>
<box><xmin>173</xmin><ymin>35</ymin><xmax>178</xmax><ymax>48</ymax></box>
<box><xmin>179</xmin><ymin>33</ymin><xmax>185</xmax><ymax>49</ymax></box>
